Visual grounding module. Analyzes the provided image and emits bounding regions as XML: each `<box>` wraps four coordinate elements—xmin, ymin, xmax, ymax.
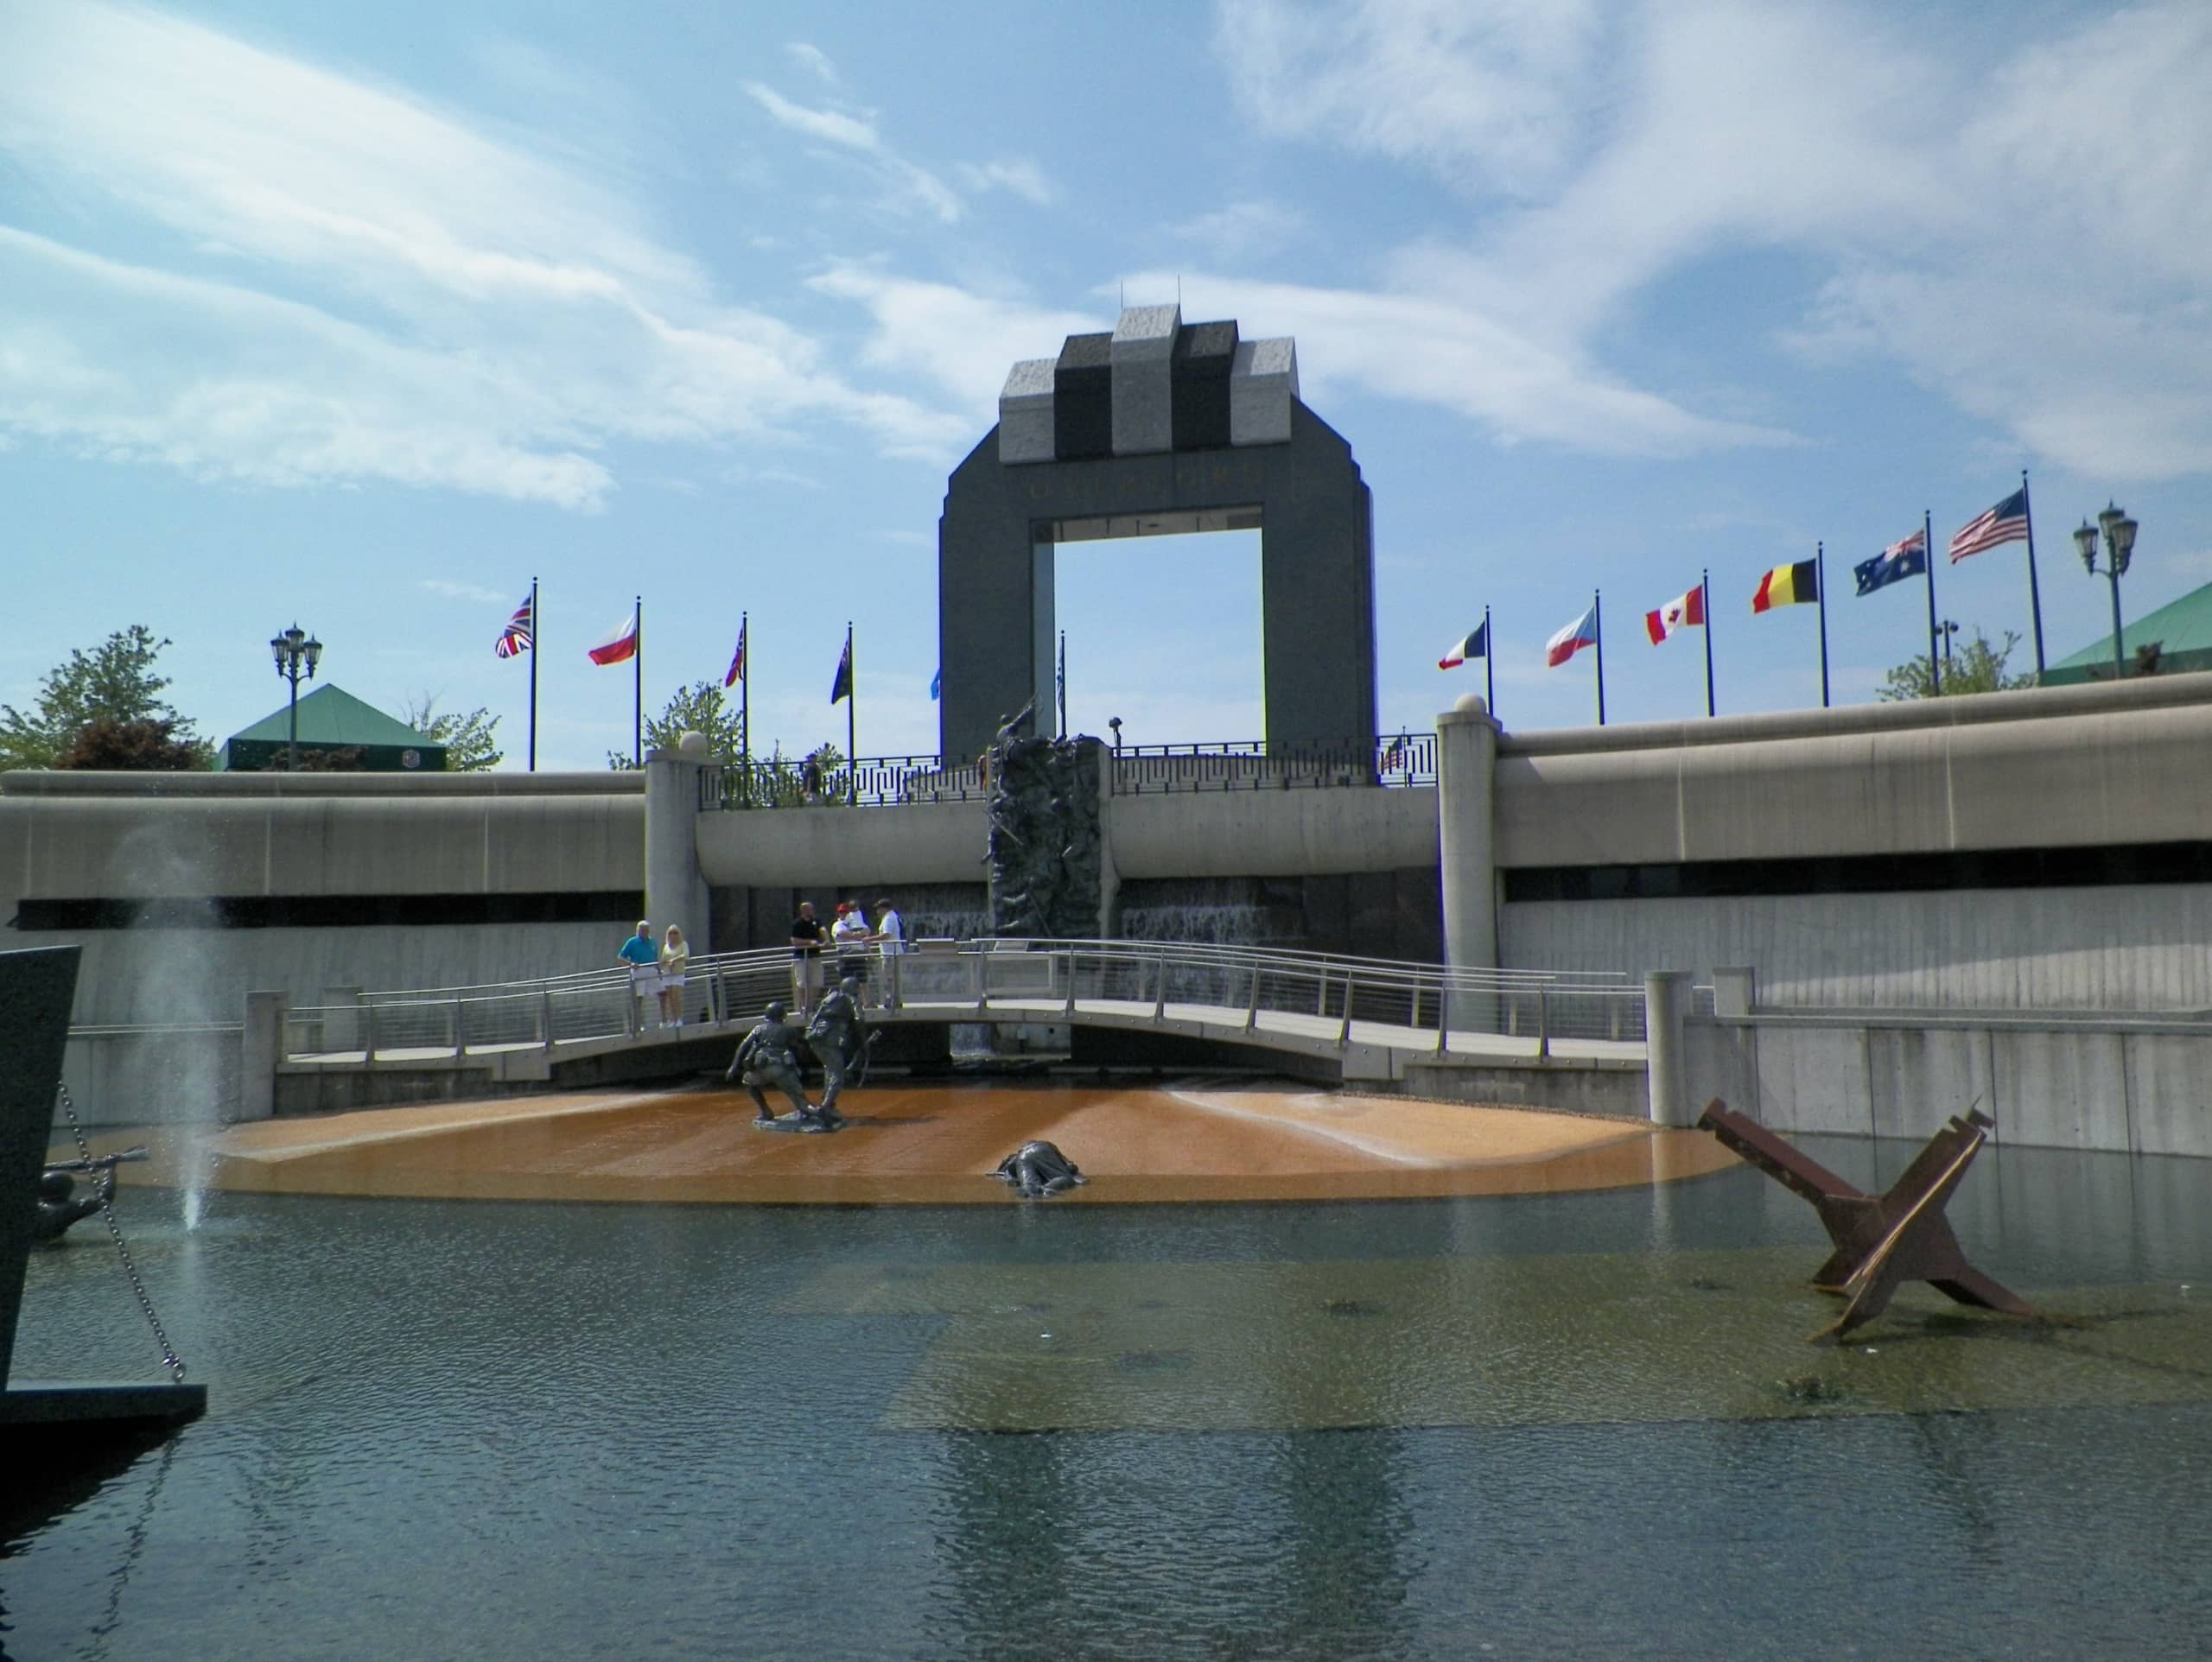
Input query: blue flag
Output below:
<box><xmin>830</xmin><ymin>638</ymin><xmax>852</xmax><ymax>704</ymax></box>
<box><xmin>1855</xmin><ymin>528</ymin><xmax>1928</xmax><ymax>596</ymax></box>
<box><xmin>929</xmin><ymin>667</ymin><xmax>941</xmax><ymax>701</ymax></box>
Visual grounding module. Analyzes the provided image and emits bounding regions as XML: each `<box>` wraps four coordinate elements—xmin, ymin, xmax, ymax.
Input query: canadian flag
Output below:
<box><xmin>1644</xmin><ymin>584</ymin><xmax>1706</xmax><ymax>644</ymax></box>
<box><xmin>587</xmin><ymin>606</ymin><xmax>639</xmax><ymax>666</ymax></box>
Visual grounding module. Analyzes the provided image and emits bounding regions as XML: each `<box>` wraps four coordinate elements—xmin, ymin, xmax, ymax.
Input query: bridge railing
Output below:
<box><xmin>280</xmin><ymin>939</ymin><xmax>1644</xmax><ymax>1062</ymax></box>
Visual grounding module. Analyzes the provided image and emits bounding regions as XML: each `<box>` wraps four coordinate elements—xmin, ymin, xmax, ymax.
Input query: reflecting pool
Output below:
<box><xmin>6</xmin><ymin>1120</ymin><xmax>2209</xmax><ymax>1660</ymax></box>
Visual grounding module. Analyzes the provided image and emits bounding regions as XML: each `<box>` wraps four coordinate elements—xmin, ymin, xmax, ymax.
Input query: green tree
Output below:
<box><xmin>401</xmin><ymin>695</ymin><xmax>504</xmax><ymax>771</ymax></box>
<box><xmin>1878</xmin><ymin>627</ymin><xmax>2035</xmax><ymax>701</ymax></box>
<box><xmin>606</xmin><ymin>680</ymin><xmax>747</xmax><ymax>770</ymax></box>
<box><xmin>0</xmin><ymin>625</ymin><xmax>211</xmax><ymax>770</ymax></box>
<box><xmin>54</xmin><ymin>717</ymin><xmax>208</xmax><ymax>771</ymax></box>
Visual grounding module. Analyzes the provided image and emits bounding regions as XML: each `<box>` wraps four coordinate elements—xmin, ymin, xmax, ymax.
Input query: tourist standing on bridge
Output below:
<box><xmin>658</xmin><ymin>924</ymin><xmax>690</xmax><ymax>1028</ymax></box>
<box><xmin>832</xmin><ymin>901</ymin><xmax>872</xmax><ymax>1004</ymax></box>
<box><xmin>618</xmin><ymin>920</ymin><xmax>659</xmax><ymax>1031</ymax></box>
<box><xmin>789</xmin><ymin>899</ymin><xmax>826</xmax><ymax>1015</ymax></box>
<box><xmin>871</xmin><ymin>897</ymin><xmax>905</xmax><ymax>1010</ymax></box>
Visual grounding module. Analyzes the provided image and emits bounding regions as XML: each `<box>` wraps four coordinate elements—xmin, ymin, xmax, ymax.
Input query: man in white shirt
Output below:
<box><xmin>871</xmin><ymin>897</ymin><xmax>905</xmax><ymax>1009</ymax></box>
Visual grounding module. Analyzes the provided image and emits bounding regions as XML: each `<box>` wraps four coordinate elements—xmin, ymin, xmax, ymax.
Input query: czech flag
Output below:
<box><xmin>587</xmin><ymin>606</ymin><xmax>639</xmax><ymax>666</ymax></box>
<box><xmin>1438</xmin><ymin>619</ymin><xmax>1488</xmax><ymax>669</ymax></box>
<box><xmin>1645</xmin><ymin>585</ymin><xmax>1705</xmax><ymax>644</ymax></box>
<box><xmin>1546</xmin><ymin>604</ymin><xmax>1598</xmax><ymax>668</ymax></box>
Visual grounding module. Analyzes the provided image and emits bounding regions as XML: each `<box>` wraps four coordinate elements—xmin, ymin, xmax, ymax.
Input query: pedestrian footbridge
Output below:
<box><xmin>270</xmin><ymin>940</ymin><xmax>1649</xmax><ymax>1107</ymax></box>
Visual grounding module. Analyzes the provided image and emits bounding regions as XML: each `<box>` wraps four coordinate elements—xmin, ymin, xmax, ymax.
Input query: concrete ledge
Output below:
<box><xmin>1400</xmin><ymin>1057</ymin><xmax>1649</xmax><ymax>1119</ymax></box>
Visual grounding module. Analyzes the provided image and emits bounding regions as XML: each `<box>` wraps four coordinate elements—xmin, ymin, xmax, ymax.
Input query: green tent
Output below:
<box><xmin>219</xmin><ymin>685</ymin><xmax>448</xmax><ymax>772</ymax></box>
<box><xmin>2037</xmin><ymin>579</ymin><xmax>2212</xmax><ymax>686</ymax></box>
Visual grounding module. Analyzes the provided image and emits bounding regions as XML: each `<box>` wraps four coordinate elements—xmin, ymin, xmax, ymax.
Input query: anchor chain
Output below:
<box><xmin>55</xmin><ymin>1082</ymin><xmax>188</xmax><ymax>1384</ymax></box>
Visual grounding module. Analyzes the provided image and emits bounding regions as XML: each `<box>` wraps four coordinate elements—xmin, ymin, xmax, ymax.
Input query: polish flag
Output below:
<box><xmin>1644</xmin><ymin>585</ymin><xmax>1706</xmax><ymax>644</ymax></box>
<box><xmin>1546</xmin><ymin>605</ymin><xmax>1599</xmax><ymax>668</ymax></box>
<box><xmin>587</xmin><ymin>606</ymin><xmax>639</xmax><ymax>666</ymax></box>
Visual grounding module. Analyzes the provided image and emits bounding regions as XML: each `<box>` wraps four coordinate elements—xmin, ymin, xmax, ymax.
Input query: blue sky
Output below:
<box><xmin>4</xmin><ymin>0</ymin><xmax>2209</xmax><ymax>767</ymax></box>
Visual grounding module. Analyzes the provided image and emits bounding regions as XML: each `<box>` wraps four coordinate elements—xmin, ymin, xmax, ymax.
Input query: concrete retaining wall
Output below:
<box><xmin>1685</xmin><ymin>1012</ymin><xmax>2212</xmax><ymax>1158</ymax></box>
<box><xmin>1502</xmin><ymin>885</ymin><xmax>2212</xmax><ymax>1011</ymax></box>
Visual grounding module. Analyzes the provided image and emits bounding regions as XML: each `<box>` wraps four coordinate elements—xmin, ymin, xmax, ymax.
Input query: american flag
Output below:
<box><xmin>493</xmin><ymin>594</ymin><xmax>533</xmax><ymax>658</ymax></box>
<box><xmin>1948</xmin><ymin>488</ymin><xmax>2030</xmax><ymax>563</ymax></box>
<box><xmin>723</xmin><ymin>620</ymin><xmax>747</xmax><ymax>688</ymax></box>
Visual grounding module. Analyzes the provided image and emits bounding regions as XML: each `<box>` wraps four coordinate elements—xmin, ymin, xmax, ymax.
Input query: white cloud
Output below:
<box><xmin>955</xmin><ymin>158</ymin><xmax>1057</xmax><ymax>207</ymax></box>
<box><xmin>810</xmin><ymin>267</ymin><xmax>1101</xmax><ymax>414</ymax></box>
<box><xmin>1126</xmin><ymin>268</ymin><xmax>1792</xmax><ymax>457</ymax></box>
<box><xmin>1216</xmin><ymin>0</ymin><xmax>2212</xmax><ymax>481</ymax></box>
<box><xmin>785</xmin><ymin>41</ymin><xmax>840</xmax><ymax>86</ymax></box>
<box><xmin>1217</xmin><ymin>0</ymin><xmax>1609</xmax><ymax>200</ymax></box>
<box><xmin>741</xmin><ymin>82</ymin><xmax>963</xmax><ymax>223</ymax></box>
<box><xmin>1164</xmin><ymin>200</ymin><xmax>1306</xmax><ymax>260</ymax></box>
<box><xmin>0</xmin><ymin>3</ymin><xmax>968</xmax><ymax>504</ymax></box>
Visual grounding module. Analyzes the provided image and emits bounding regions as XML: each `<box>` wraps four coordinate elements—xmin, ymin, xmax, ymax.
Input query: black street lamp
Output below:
<box><xmin>1108</xmin><ymin>716</ymin><xmax>1122</xmax><ymax>754</ymax></box>
<box><xmin>270</xmin><ymin>623</ymin><xmax>323</xmax><ymax>771</ymax></box>
<box><xmin>1935</xmin><ymin>618</ymin><xmax>1960</xmax><ymax>666</ymax></box>
<box><xmin>2074</xmin><ymin>503</ymin><xmax>2138</xmax><ymax>680</ymax></box>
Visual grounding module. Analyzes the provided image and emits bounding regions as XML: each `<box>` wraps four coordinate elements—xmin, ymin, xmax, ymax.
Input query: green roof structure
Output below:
<box><xmin>2037</xmin><ymin>579</ymin><xmax>2212</xmax><ymax>687</ymax></box>
<box><xmin>219</xmin><ymin>685</ymin><xmax>447</xmax><ymax>772</ymax></box>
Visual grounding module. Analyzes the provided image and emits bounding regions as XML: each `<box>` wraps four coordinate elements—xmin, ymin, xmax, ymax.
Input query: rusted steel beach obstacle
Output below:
<box><xmin>1697</xmin><ymin>1101</ymin><xmax>2034</xmax><ymax>1341</ymax></box>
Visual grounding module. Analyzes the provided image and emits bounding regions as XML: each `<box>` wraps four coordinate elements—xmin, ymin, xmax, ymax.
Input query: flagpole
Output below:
<box><xmin>1057</xmin><ymin>629</ymin><xmax>1067</xmax><ymax>739</ymax></box>
<box><xmin>528</xmin><ymin>575</ymin><xmax>538</xmax><ymax>772</ymax></box>
<box><xmin>845</xmin><ymin>620</ymin><xmax>856</xmax><ymax>806</ymax></box>
<box><xmin>1592</xmin><ymin>589</ymin><xmax>1606</xmax><ymax>726</ymax></box>
<box><xmin>1483</xmin><ymin>605</ymin><xmax>1494</xmax><ymax>717</ymax></box>
<box><xmin>1700</xmin><ymin>568</ymin><xmax>1715</xmax><ymax>718</ymax></box>
<box><xmin>632</xmin><ymin>594</ymin><xmax>642</xmax><ymax>767</ymax></box>
<box><xmin>1923</xmin><ymin>511</ymin><xmax>1942</xmax><ymax>696</ymax></box>
<box><xmin>2021</xmin><ymin>467</ymin><xmax>2047</xmax><ymax>678</ymax></box>
<box><xmin>1816</xmin><ymin>543</ymin><xmax>1831</xmax><ymax>709</ymax></box>
<box><xmin>740</xmin><ymin>612</ymin><xmax>750</xmax><ymax>762</ymax></box>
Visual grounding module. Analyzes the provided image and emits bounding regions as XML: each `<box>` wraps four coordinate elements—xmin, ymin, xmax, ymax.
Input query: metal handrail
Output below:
<box><xmin>288</xmin><ymin>938</ymin><xmax>1647</xmax><ymax>1062</ymax></box>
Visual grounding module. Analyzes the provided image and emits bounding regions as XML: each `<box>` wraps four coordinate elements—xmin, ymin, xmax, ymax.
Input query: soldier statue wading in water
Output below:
<box><xmin>804</xmin><ymin>976</ymin><xmax>874</xmax><ymax>1126</ymax></box>
<box><xmin>725</xmin><ymin>1001</ymin><xmax>837</xmax><ymax>1132</ymax></box>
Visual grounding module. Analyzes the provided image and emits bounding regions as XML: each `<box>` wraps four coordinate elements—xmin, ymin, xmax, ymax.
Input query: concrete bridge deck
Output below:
<box><xmin>266</xmin><ymin>942</ymin><xmax>1650</xmax><ymax>1108</ymax></box>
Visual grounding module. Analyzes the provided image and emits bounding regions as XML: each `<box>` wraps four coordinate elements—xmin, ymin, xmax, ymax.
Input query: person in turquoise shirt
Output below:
<box><xmin>618</xmin><ymin>920</ymin><xmax>659</xmax><ymax>1029</ymax></box>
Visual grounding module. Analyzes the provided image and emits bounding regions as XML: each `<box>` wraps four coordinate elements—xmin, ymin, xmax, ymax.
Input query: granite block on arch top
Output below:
<box><xmin>997</xmin><ymin>358</ymin><xmax>1058</xmax><ymax>466</ymax></box>
<box><xmin>1052</xmin><ymin>332</ymin><xmax>1114</xmax><ymax>461</ymax></box>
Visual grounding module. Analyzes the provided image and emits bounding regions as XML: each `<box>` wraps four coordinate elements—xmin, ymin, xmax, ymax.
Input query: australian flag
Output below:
<box><xmin>1855</xmin><ymin>527</ymin><xmax>1928</xmax><ymax>597</ymax></box>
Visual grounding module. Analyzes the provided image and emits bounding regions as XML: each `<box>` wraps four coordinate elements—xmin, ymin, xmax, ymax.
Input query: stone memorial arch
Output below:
<box><xmin>937</xmin><ymin>305</ymin><xmax>1377</xmax><ymax>761</ymax></box>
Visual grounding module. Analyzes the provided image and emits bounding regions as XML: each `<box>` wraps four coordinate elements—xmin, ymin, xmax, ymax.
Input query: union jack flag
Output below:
<box><xmin>1948</xmin><ymin>488</ymin><xmax>2030</xmax><ymax>563</ymax></box>
<box><xmin>494</xmin><ymin>594</ymin><xmax>533</xmax><ymax>658</ymax></box>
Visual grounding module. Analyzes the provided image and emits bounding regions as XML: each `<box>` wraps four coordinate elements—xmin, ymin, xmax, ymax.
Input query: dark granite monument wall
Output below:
<box><xmin>938</xmin><ymin>402</ymin><xmax>1376</xmax><ymax>762</ymax></box>
<box><xmin>2</xmin><ymin>947</ymin><xmax>80</xmax><ymax>1385</ymax></box>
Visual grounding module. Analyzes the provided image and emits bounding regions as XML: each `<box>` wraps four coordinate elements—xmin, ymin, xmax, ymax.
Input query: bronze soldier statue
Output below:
<box><xmin>804</xmin><ymin>977</ymin><xmax>873</xmax><ymax>1125</ymax></box>
<box><xmin>726</xmin><ymin>1001</ymin><xmax>833</xmax><ymax>1131</ymax></box>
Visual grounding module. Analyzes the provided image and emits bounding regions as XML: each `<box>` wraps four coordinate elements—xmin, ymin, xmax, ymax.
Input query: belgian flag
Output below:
<box><xmin>1751</xmin><ymin>560</ymin><xmax>1819</xmax><ymax>612</ymax></box>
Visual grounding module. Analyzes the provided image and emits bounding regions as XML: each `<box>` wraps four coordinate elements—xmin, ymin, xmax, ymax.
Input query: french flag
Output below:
<box><xmin>1546</xmin><ymin>604</ymin><xmax>1598</xmax><ymax>667</ymax></box>
<box><xmin>1645</xmin><ymin>584</ymin><xmax>1705</xmax><ymax>644</ymax></box>
<box><xmin>1438</xmin><ymin>619</ymin><xmax>1488</xmax><ymax>669</ymax></box>
<box><xmin>587</xmin><ymin>606</ymin><xmax>639</xmax><ymax>666</ymax></box>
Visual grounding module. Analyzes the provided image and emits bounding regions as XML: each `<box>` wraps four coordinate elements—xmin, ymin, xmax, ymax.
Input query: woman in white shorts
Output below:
<box><xmin>658</xmin><ymin>924</ymin><xmax>690</xmax><ymax>1027</ymax></box>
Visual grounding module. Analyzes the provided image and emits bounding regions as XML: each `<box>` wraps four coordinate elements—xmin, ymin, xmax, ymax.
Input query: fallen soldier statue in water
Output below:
<box><xmin>994</xmin><ymin>1140</ymin><xmax>1087</xmax><ymax>1198</ymax></box>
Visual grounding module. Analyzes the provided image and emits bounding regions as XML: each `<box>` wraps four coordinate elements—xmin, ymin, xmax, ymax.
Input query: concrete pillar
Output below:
<box><xmin>240</xmin><ymin>990</ymin><xmax>287</xmax><ymax>1122</ymax></box>
<box><xmin>1713</xmin><ymin>966</ymin><xmax>1758</xmax><ymax>1018</ymax></box>
<box><xmin>1644</xmin><ymin>970</ymin><xmax>1693</xmax><ymax>1126</ymax></box>
<box><xmin>1438</xmin><ymin>696</ymin><xmax>1499</xmax><ymax>1030</ymax></box>
<box><xmin>644</xmin><ymin>740</ymin><xmax>711</xmax><ymax>955</ymax></box>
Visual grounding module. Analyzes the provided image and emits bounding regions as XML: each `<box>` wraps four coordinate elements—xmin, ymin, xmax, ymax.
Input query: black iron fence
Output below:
<box><xmin>1109</xmin><ymin>733</ymin><xmax>1435</xmax><ymax>793</ymax></box>
<box><xmin>702</xmin><ymin>754</ymin><xmax>984</xmax><ymax>810</ymax></box>
<box><xmin>698</xmin><ymin>734</ymin><xmax>1436</xmax><ymax>810</ymax></box>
